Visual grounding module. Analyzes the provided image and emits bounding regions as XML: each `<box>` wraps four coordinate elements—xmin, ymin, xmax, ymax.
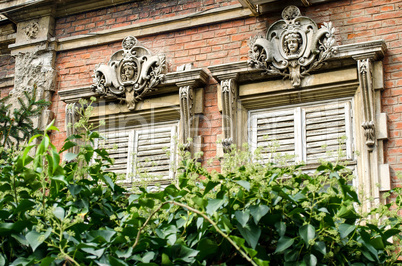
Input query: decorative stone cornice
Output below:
<box><xmin>209</xmin><ymin>40</ymin><xmax>386</xmax><ymax>84</ymax></box>
<box><xmin>59</xmin><ymin>68</ymin><xmax>208</xmax><ymax>103</ymax></box>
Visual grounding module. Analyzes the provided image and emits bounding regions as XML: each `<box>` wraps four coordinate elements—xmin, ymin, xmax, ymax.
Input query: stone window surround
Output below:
<box><xmin>209</xmin><ymin>39</ymin><xmax>390</xmax><ymax>211</ymax></box>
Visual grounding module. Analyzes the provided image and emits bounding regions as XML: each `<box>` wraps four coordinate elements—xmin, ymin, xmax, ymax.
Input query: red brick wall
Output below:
<box><xmin>53</xmin><ymin>0</ymin><xmax>402</xmax><ymax>177</ymax></box>
<box><xmin>55</xmin><ymin>0</ymin><xmax>239</xmax><ymax>38</ymax></box>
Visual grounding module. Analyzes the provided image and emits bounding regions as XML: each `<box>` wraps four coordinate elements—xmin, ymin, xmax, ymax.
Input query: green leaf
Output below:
<box><xmin>237</xmin><ymin>222</ymin><xmax>261</xmax><ymax>249</ymax></box>
<box><xmin>64</xmin><ymin>152</ymin><xmax>78</xmax><ymax>162</ymax></box>
<box><xmin>101</xmin><ymin>174</ymin><xmax>115</xmax><ymax>191</ymax></box>
<box><xmin>313</xmin><ymin>241</ymin><xmax>326</xmax><ymax>255</ymax></box>
<box><xmin>370</xmin><ymin>236</ymin><xmax>384</xmax><ymax>250</ymax></box>
<box><xmin>161</xmin><ymin>253</ymin><xmax>172</xmax><ymax>265</ymax></box>
<box><xmin>0</xmin><ymin>254</ymin><xmax>5</xmax><ymax>266</ymax></box>
<box><xmin>303</xmin><ymin>254</ymin><xmax>317</xmax><ymax>266</ymax></box>
<box><xmin>26</xmin><ymin>228</ymin><xmax>51</xmax><ymax>252</ymax></box>
<box><xmin>300</xmin><ymin>224</ymin><xmax>315</xmax><ymax>245</ymax></box>
<box><xmin>204</xmin><ymin>181</ymin><xmax>219</xmax><ymax>196</ymax></box>
<box><xmin>275</xmin><ymin>222</ymin><xmax>286</xmax><ymax>237</ymax></box>
<box><xmin>40</xmin><ymin>257</ymin><xmax>55</xmax><ymax>266</ymax></box>
<box><xmin>253</xmin><ymin>257</ymin><xmax>269</xmax><ymax>266</ymax></box>
<box><xmin>275</xmin><ymin>236</ymin><xmax>294</xmax><ymax>253</ymax></box>
<box><xmin>53</xmin><ymin>207</ymin><xmax>65</xmax><ymax>220</ymax></box>
<box><xmin>339</xmin><ymin>223</ymin><xmax>355</xmax><ymax>239</ymax></box>
<box><xmin>45</xmin><ymin>120</ymin><xmax>57</xmax><ymax>132</ymax></box>
<box><xmin>82</xmin><ymin>247</ymin><xmax>106</xmax><ymax>258</ymax></box>
<box><xmin>28</xmin><ymin>134</ymin><xmax>42</xmax><ymax>144</ymax></box>
<box><xmin>235</xmin><ymin>210</ymin><xmax>250</xmax><ymax>227</ymax></box>
<box><xmin>230</xmin><ymin>235</ymin><xmax>246</xmax><ymax>247</ymax></box>
<box><xmin>196</xmin><ymin>238</ymin><xmax>218</xmax><ymax>260</ymax></box>
<box><xmin>236</xmin><ymin>180</ymin><xmax>251</xmax><ymax>191</ymax></box>
<box><xmin>50</xmin><ymin>175</ymin><xmax>68</xmax><ymax>186</ymax></box>
<box><xmin>142</xmin><ymin>251</ymin><xmax>155</xmax><ymax>263</ymax></box>
<box><xmin>176</xmin><ymin>245</ymin><xmax>199</xmax><ymax>263</ymax></box>
<box><xmin>206</xmin><ymin>198</ymin><xmax>224</xmax><ymax>215</ymax></box>
<box><xmin>88</xmin><ymin>229</ymin><xmax>116</xmax><ymax>243</ymax></box>
<box><xmin>249</xmin><ymin>205</ymin><xmax>269</xmax><ymax>224</ymax></box>
<box><xmin>128</xmin><ymin>194</ymin><xmax>140</xmax><ymax>205</ymax></box>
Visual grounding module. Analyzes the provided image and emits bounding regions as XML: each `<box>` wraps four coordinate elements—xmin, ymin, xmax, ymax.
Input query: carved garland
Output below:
<box><xmin>248</xmin><ymin>6</ymin><xmax>337</xmax><ymax>87</ymax></box>
<box><xmin>91</xmin><ymin>36</ymin><xmax>166</xmax><ymax>110</ymax></box>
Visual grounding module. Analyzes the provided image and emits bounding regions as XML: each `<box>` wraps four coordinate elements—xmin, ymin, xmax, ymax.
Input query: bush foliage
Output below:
<box><xmin>0</xmin><ymin>99</ymin><xmax>401</xmax><ymax>265</ymax></box>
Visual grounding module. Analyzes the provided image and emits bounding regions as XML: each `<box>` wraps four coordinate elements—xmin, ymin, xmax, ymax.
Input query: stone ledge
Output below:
<box><xmin>59</xmin><ymin>68</ymin><xmax>209</xmax><ymax>103</ymax></box>
<box><xmin>55</xmin><ymin>4</ymin><xmax>251</xmax><ymax>52</ymax></box>
<box><xmin>208</xmin><ymin>39</ymin><xmax>387</xmax><ymax>84</ymax></box>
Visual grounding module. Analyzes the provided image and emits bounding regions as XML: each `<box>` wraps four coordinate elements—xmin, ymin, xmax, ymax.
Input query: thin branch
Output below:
<box><xmin>132</xmin><ymin>201</ymin><xmax>257</xmax><ymax>266</ymax></box>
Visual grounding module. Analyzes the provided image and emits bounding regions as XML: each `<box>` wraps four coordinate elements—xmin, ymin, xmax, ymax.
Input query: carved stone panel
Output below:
<box><xmin>91</xmin><ymin>36</ymin><xmax>166</xmax><ymax>110</ymax></box>
<box><xmin>248</xmin><ymin>5</ymin><xmax>337</xmax><ymax>87</ymax></box>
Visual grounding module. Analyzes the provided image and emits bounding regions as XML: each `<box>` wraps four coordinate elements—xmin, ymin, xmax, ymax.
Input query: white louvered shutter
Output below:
<box><xmin>249</xmin><ymin>99</ymin><xmax>353</xmax><ymax>167</ymax></box>
<box><xmin>97</xmin><ymin>130</ymin><xmax>132</xmax><ymax>175</ymax></box>
<box><xmin>304</xmin><ymin>101</ymin><xmax>353</xmax><ymax>164</ymax></box>
<box><xmin>130</xmin><ymin>125</ymin><xmax>177</xmax><ymax>183</ymax></box>
<box><xmin>250</xmin><ymin>108</ymin><xmax>298</xmax><ymax>163</ymax></box>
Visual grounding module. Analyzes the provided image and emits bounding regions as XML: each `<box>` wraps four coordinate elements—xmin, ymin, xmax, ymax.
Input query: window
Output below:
<box><xmin>97</xmin><ymin>122</ymin><xmax>178</xmax><ymax>185</ymax></box>
<box><xmin>248</xmin><ymin>99</ymin><xmax>354</xmax><ymax>167</ymax></box>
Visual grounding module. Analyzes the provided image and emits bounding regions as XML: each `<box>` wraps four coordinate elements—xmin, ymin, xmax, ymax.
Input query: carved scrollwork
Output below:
<box><xmin>91</xmin><ymin>36</ymin><xmax>166</xmax><ymax>110</ymax></box>
<box><xmin>248</xmin><ymin>6</ymin><xmax>337</xmax><ymax>87</ymax></box>
<box><xmin>179</xmin><ymin>85</ymin><xmax>194</xmax><ymax>151</ymax></box>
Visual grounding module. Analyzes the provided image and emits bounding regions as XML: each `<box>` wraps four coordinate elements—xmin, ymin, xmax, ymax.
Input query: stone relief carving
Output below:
<box><xmin>358</xmin><ymin>59</ymin><xmax>376</xmax><ymax>151</ymax></box>
<box><xmin>179</xmin><ymin>85</ymin><xmax>194</xmax><ymax>151</ymax></box>
<box><xmin>24</xmin><ymin>22</ymin><xmax>39</xmax><ymax>39</ymax></box>
<box><xmin>9</xmin><ymin>51</ymin><xmax>55</xmax><ymax>130</ymax></box>
<box><xmin>221</xmin><ymin>79</ymin><xmax>237</xmax><ymax>153</ymax></box>
<box><xmin>91</xmin><ymin>36</ymin><xmax>166</xmax><ymax>110</ymax></box>
<box><xmin>248</xmin><ymin>5</ymin><xmax>337</xmax><ymax>87</ymax></box>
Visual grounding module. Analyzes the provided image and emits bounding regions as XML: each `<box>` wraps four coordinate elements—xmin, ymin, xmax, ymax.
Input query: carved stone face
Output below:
<box><xmin>284</xmin><ymin>33</ymin><xmax>302</xmax><ymax>55</ymax></box>
<box><xmin>121</xmin><ymin>63</ymin><xmax>136</xmax><ymax>81</ymax></box>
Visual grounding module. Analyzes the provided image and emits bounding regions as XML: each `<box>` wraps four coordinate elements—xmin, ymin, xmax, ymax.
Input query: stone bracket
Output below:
<box><xmin>179</xmin><ymin>84</ymin><xmax>194</xmax><ymax>151</ymax></box>
<box><xmin>357</xmin><ymin>58</ymin><xmax>376</xmax><ymax>151</ymax></box>
<box><xmin>221</xmin><ymin>77</ymin><xmax>238</xmax><ymax>153</ymax></box>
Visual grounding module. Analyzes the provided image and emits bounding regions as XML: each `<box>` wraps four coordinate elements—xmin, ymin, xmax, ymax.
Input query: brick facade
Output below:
<box><xmin>1</xmin><ymin>0</ymin><xmax>402</xmax><ymax>183</ymax></box>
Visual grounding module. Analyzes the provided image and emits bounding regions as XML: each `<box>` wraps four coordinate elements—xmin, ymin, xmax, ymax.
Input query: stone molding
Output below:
<box><xmin>59</xmin><ymin>68</ymin><xmax>208</xmax><ymax>103</ymax></box>
<box><xmin>208</xmin><ymin>39</ymin><xmax>386</xmax><ymax>84</ymax></box>
<box><xmin>4</xmin><ymin>4</ymin><xmax>252</xmax><ymax>53</ymax></box>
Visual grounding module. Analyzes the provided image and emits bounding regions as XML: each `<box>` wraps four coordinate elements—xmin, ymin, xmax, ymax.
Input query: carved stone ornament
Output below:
<box><xmin>24</xmin><ymin>22</ymin><xmax>39</xmax><ymax>39</ymax></box>
<box><xmin>91</xmin><ymin>36</ymin><xmax>166</xmax><ymax>110</ymax></box>
<box><xmin>248</xmin><ymin>6</ymin><xmax>337</xmax><ymax>87</ymax></box>
<box><xmin>358</xmin><ymin>59</ymin><xmax>376</xmax><ymax>151</ymax></box>
<box><xmin>221</xmin><ymin>79</ymin><xmax>237</xmax><ymax>153</ymax></box>
<box><xmin>179</xmin><ymin>85</ymin><xmax>194</xmax><ymax>151</ymax></box>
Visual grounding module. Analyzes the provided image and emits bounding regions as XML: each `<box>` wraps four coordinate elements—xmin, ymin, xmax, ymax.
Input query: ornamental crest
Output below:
<box><xmin>91</xmin><ymin>36</ymin><xmax>166</xmax><ymax>110</ymax></box>
<box><xmin>248</xmin><ymin>6</ymin><xmax>336</xmax><ymax>87</ymax></box>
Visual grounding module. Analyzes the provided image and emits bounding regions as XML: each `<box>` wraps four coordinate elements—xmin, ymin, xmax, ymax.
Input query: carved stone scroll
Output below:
<box><xmin>358</xmin><ymin>58</ymin><xmax>376</xmax><ymax>151</ymax></box>
<box><xmin>221</xmin><ymin>79</ymin><xmax>237</xmax><ymax>153</ymax></box>
<box><xmin>248</xmin><ymin>5</ymin><xmax>337</xmax><ymax>87</ymax></box>
<box><xmin>91</xmin><ymin>36</ymin><xmax>166</xmax><ymax>110</ymax></box>
<box><xmin>179</xmin><ymin>85</ymin><xmax>194</xmax><ymax>151</ymax></box>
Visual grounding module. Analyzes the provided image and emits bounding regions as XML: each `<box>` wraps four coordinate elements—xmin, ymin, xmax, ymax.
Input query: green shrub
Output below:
<box><xmin>0</xmin><ymin>100</ymin><xmax>401</xmax><ymax>265</ymax></box>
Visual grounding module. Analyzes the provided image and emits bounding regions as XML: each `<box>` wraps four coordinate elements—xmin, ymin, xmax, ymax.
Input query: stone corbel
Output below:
<box><xmin>220</xmin><ymin>76</ymin><xmax>238</xmax><ymax>153</ymax></box>
<box><xmin>178</xmin><ymin>83</ymin><xmax>195</xmax><ymax>151</ymax></box>
<box><xmin>356</xmin><ymin>58</ymin><xmax>376</xmax><ymax>151</ymax></box>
